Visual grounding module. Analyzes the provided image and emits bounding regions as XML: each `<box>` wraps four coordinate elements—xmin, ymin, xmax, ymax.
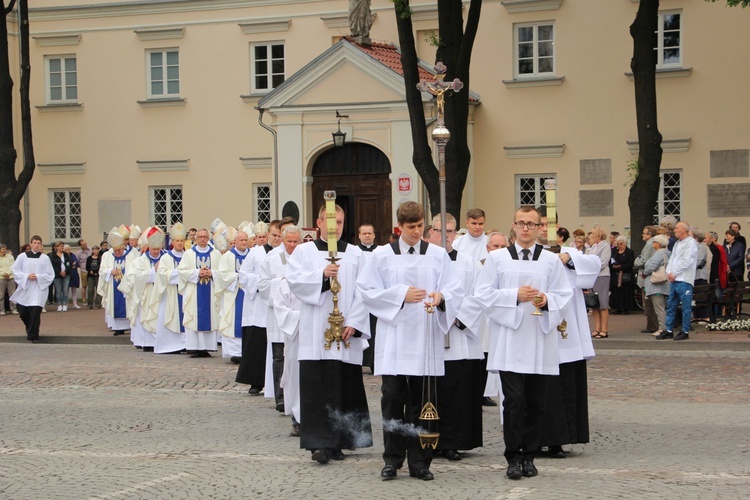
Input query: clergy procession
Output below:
<box><xmin>22</xmin><ymin>197</ymin><xmax>599</xmax><ymax>483</ymax></box>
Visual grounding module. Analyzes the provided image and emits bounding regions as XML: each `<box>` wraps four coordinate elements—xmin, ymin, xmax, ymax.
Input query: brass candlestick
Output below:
<box><xmin>323</xmin><ymin>255</ymin><xmax>349</xmax><ymax>350</ymax></box>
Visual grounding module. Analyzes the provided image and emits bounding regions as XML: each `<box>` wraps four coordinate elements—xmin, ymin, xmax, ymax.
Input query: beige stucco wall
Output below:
<box><xmin>6</xmin><ymin>0</ymin><xmax>750</xmax><ymax>246</ymax></box>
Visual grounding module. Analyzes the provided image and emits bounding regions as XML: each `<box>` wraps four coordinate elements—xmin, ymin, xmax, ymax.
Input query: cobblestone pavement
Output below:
<box><xmin>0</xmin><ymin>344</ymin><xmax>748</xmax><ymax>499</ymax></box>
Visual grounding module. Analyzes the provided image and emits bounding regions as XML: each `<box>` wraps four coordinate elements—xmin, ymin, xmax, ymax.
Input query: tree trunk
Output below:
<box><xmin>394</xmin><ymin>0</ymin><xmax>439</xmax><ymax>215</ymax></box>
<box><xmin>629</xmin><ymin>0</ymin><xmax>663</xmax><ymax>256</ymax></box>
<box><xmin>0</xmin><ymin>0</ymin><xmax>33</xmax><ymax>254</ymax></box>
<box><xmin>394</xmin><ymin>0</ymin><xmax>481</xmax><ymax>221</ymax></box>
<box><xmin>436</xmin><ymin>0</ymin><xmax>481</xmax><ymax>221</ymax></box>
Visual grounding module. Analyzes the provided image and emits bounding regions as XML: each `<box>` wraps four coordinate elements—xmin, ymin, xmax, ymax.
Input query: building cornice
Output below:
<box><xmin>504</xmin><ymin>144</ymin><xmax>565</xmax><ymax>159</ymax></box>
<box><xmin>137</xmin><ymin>159</ymin><xmax>190</xmax><ymax>172</ymax></box>
<box><xmin>38</xmin><ymin>162</ymin><xmax>86</xmax><ymax>175</ymax></box>
<box><xmin>26</xmin><ymin>0</ymin><xmax>323</xmax><ymax>22</ymax></box>
<box><xmin>33</xmin><ymin>33</ymin><xmax>82</xmax><ymax>47</ymax></box>
<box><xmin>240</xmin><ymin>157</ymin><xmax>273</xmax><ymax>169</ymax></box>
<box><xmin>627</xmin><ymin>138</ymin><xmax>691</xmax><ymax>154</ymax></box>
<box><xmin>501</xmin><ymin>0</ymin><xmax>564</xmax><ymax>14</ymax></box>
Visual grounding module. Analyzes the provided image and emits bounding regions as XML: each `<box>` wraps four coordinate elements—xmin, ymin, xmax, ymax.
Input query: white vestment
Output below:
<box><xmin>461</xmin><ymin>244</ymin><xmax>573</xmax><ymax>376</ymax></box>
<box><xmin>118</xmin><ymin>252</ymin><xmax>163</xmax><ymax>347</ymax></box>
<box><xmin>149</xmin><ymin>250</ymin><xmax>186</xmax><ymax>353</ymax></box>
<box><xmin>11</xmin><ymin>253</ymin><xmax>54</xmax><ymax>307</ymax></box>
<box><xmin>286</xmin><ymin>240</ymin><xmax>370</xmax><ymax>365</ymax></box>
<box><xmin>258</xmin><ymin>251</ymin><xmax>291</xmax><ymax>399</ymax></box>
<box><xmin>453</xmin><ymin>232</ymin><xmax>489</xmax><ymax>262</ymax></box>
<box><xmin>357</xmin><ymin>241</ymin><xmax>464</xmax><ymax>376</ymax></box>
<box><xmin>98</xmin><ymin>249</ymin><xmax>137</xmax><ymax>331</ymax></box>
<box><xmin>558</xmin><ymin>247</ymin><xmax>599</xmax><ymax>363</ymax></box>
<box><xmin>445</xmin><ymin>252</ymin><xmax>483</xmax><ymax>361</ymax></box>
<box><xmin>215</xmin><ymin>248</ymin><xmax>250</xmax><ymax>358</ymax></box>
<box><xmin>272</xmin><ymin>278</ymin><xmax>302</xmax><ymax>422</ymax></box>
<box><xmin>177</xmin><ymin>245</ymin><xmax>222</xmax><ymax>351</ymax></box>
<box><xmin>238</xmin><ymin>245</ymin><xmax>275</xmax><ymax>328</ymax></box>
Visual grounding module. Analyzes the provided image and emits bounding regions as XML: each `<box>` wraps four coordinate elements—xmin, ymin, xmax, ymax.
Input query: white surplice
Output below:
<box><xmin>258</xmin><ymin>250</ymin><xmax>290</xmax><ymax>399</ymax></box>
<box><xmin>444</xmin><ymin>252</ymin><xmax>483</xmax><ymax>361</ymax></box>
<box><xmin>462</xmin><ymin>244</ymin><xmax>573</xmax><ymax>376</ymax></box>
<box><xmin>286</xmin><ymin>241</ymin><xmax>370</xmax><ymax>365</ymax></box>
<box><xmin>356</xmin><ymin>241</ymin><xmax>464</xmax><ymax>376</ymax></box>
<box><xmin>11</xmin><ymin>252</ymin><xmax>54</xmax><ymax>307</ymax></box>
<box><xmin>452</xmin><ymin>232</ymin><xmax>488</xmax><ymax>262</ymax></box>
<box><xmin>118</xmin><ymin>252</ymin><xmax>163</xmax><ymax>347</ymax></box>
<box><xmin>558</xmin><ymin>247</ymin><xmax>600</xmax><ymax>363</ymax></box>
<box><xmin>272</xmin><ymin>278</ymin><xmax>301</xmax><ymax>422</ymax></box>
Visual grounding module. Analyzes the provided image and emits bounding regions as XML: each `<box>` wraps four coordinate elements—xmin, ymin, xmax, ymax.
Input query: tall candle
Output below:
<box><xmin>544</xmin><ymin>179</ymin><xmax>557</xmax><ymax>244</ymax></box>
<box><xmin>324</xmin><ymin>191</ymin><xmax>337</xmax><ymax>253</ymax></box>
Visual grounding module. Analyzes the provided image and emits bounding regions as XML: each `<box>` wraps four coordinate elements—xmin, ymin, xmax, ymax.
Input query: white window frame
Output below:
<box><xmin>150</xmin><ymin>186</ymin><xmax>183</xmax><ymax>232</ymax></box>
<box><xmin>147</xmin><ymin>48</ymin><xmax>180</xmax><ymax>99</ymax></box>
<box><xmin>250</xmin><ymin>42</ymin><xmax>285</xmax><ymax>94</ymax></box>
<box><xmin>49</xmin><ymin>188</ymin><xmax>82</xmax><ymax>242</ymax></box>
<box><xmin>45</xmin><ymin>55</ymin><xmax>78</xmax><ymax>104</ymax></box>
<box><xmin>513</xmin><ymin>22</ymin><xmax>555</xmax><ymax>79</ymax></box>
<box><xmin>656</xmin><ymin>10</ymin><xmax>682</xmax><ymax>68</ymax></box>
<box><xmin>253</xmin><ymin>183</ymin><xmax>272</xmax><ymax>223</ymax></box>
<box><xmin>515</xmin><ymin>174</ymin><xmax>556</xmax><ymax>208</ymax></box>
<box><xmin>653</xmin><ymin>170</ymin><xmax>682</xmax><ymax>223</ymax></box>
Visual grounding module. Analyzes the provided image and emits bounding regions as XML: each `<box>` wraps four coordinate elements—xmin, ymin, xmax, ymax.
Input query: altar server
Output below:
<box><xmin>10</xmin><ymin>235</ymin><xmax>54</xmax><ymax>343</ymax></box>
<box><xmin>259</xmin><ymin>225</ymin><xmax>302</xmax><ymax>412</ymax></box>
<box><xmin>459</xmin><ymin>206</ymin><xmax>573</xmax><ymax>480</ymax></box>
<box><xmin>357</xmin><ymin>201</ymin><xmax>463</xmax><ymax>482</ymax></box>
<box><xmin>286</xmin><ymin>204</ymin><xmax>372</xmax><ymax>465</ymax></box>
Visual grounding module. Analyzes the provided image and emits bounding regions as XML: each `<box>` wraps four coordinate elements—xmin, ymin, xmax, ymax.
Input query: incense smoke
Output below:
<box><xmin>326</xmin><ymin>406</ymin><xmax>373</xmax><ymax>449</ymax></box>
<box><xmin>382</xmin><ymin>419</ymin><xmax>429</xmax><ymax>437</ymax></box>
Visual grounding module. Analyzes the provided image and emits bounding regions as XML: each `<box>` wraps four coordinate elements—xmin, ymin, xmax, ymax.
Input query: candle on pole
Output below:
<box><xmin>324</xmin><ymin>191</ymin><xmax>338</xmax><ymax>254</ymax></box>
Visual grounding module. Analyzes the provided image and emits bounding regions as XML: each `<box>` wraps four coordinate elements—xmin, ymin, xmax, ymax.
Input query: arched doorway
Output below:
<box><xmin>311</xmin><ymin>142</ymin><xmax>392</xmax><ymax>245</ymax></box>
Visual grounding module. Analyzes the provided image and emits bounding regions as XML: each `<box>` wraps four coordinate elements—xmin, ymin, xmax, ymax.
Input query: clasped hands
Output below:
<box><xmin>405</xmin><ymin>287</ymin><xmax>443</xmax><ymax>310</ymax></box>
<box><xmin>518</xmin><ymin>285</ymin><xmax>547</xmax><ymax>308</ymax></box>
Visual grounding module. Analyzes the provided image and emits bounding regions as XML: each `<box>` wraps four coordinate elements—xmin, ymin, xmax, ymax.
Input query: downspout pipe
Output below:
<box><xmin>256</xmin><ymin>107</ymin><xmax>279</xmax><ymax>219</ymax></box>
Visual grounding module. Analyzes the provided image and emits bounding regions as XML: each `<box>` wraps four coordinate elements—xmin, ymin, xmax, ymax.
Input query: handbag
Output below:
<box><xmin>650</xmin><ymin>254</ymin><xmax>668</xmax><ymax>284</ymax></box>
<box><xmin>583</xmin><ymin>289</ymin><xmax>600</xmax><ymax>309</ymax></box>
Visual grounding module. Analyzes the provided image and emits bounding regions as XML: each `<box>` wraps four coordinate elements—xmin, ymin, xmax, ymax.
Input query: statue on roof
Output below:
<box><xmin>349</xmin><ymin>0</ymin><xmax>374</xmax><ymax>43</ymax></box>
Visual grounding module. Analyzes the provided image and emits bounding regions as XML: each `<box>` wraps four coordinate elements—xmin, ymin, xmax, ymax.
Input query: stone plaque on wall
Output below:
<box><xmin>710</xmin><ymin>149</ymin><xmax>749</xmax><ymax>178</ymax></box>
<box><xmin>580</xmin><ymin>159</ymin><xmax>612</xmax><ymax>184</ymax></box>
<box><xmin>707</xmin><ymin>184</ymin><xmax>750</xmax><ymax>217</ymax></box>
<box><xmin>98</xmin><ymin>200</ymin><xmax>132</xmax><ymax>234</ymax></box>
<box><xmin>579</xmin><ymin>189</ymin><xmax>614</xmax><ymax>217</ymax></box>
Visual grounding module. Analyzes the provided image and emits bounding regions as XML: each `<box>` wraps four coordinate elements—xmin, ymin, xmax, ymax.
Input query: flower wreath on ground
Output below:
<box><xmin>704</xmin><ymin>318</ymin><xmax>750</xmax><ymax>332</ymax></box>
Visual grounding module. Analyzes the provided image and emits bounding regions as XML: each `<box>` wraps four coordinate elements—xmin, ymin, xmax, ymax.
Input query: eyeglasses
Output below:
<box><xmin>513</xmin><ymin>221</ymin><xmax>540</xmax><ymax>229</ymax></box>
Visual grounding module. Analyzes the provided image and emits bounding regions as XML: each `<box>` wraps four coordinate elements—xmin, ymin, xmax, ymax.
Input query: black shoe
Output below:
<box><xmin>640</xmin><ymin>329</ymin><xmax>654</xmax><ymax>334</ymax></box>
<box><xmin>276</xmin><ymin>403</ymin><xmax>285</xmax><ymax>412</ymax></box>
<box><xmin>230</xmin><ymin>356</ymin><xmax>242</xmax><ymax>364</ymax></box>
<box><xmin>311</xmin><ymin>449</ymin><xmax>329</xmax><ymax>464</ymax></box>
<box><xmin>329</xmin><ymin>449</ymin><xmax>346</xmax><ymax>461</ymax></box>
<box><xmin>409</xmin><ymin>468</ymin><xmax>434</xmax><ymax>481</ymax></box>
<box><xmin>548</xmin><ymin>445</ymin><xmax>567</xmax><ymax>459</ymax></box>
<box><xmin>506</xmin><ymin>461</ymin><xmax>523</xmax><ymax>480</ymax></box>
<box><xmin>674</xmin><ymin>332</ymin><xmax>690</xmax><ymax>341</ymax></box>
<box><xmin>289</xmin><ymin>424</ymin><xmax>300</xmax><ymax>437</ymax></box>
<box><xmin>248</xmin><ymin>387</ymin><xmax>262</xmax><ymax>396</ymax></box>
<box><xmin>442</xmin><ymin>449</ymin><xmax>462</xmax><ymax>461</ymax></box>
<box><xmin>29</xmin><ymin>339</ymin><xmax>39</xmax><ymax>343</ymax></box>
<box><xmin>522</xmin><ymin>459</ymin><xmax>538</xmax><ymax>477</ymax></box>
<box><xmin>380</xmin><ymin>464</ymin><xmax>397</xmax><ymax>480</ymax></box>
<box><xmin>113</xmin><ymin>330</ymin><xmax>125</xmax><ymax>336</ymax></box>
<box><xmin>142</xmin><ymin>346</ymin><xmax>154</xmax><ymax>352</ymax></box>
<box><xmin>655</xmin><ymin>330</ymin><xmax>674</xmax><ymax>340</ymax></box>
<box><xmin>482</xmin><ymin>396</ymin><xmax>498</xmax><ymax>407</ymax></box>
